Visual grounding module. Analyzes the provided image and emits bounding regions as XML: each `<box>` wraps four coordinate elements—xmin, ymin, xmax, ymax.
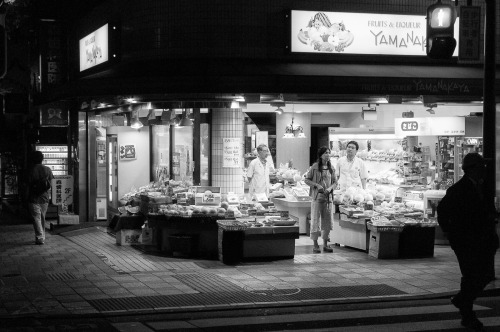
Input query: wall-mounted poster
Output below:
<box><xmin>119</xmin><ymin>144</ymin><xmax>136</xmax><ymax>160</ymax></box>
<box><xmin>223</xmin><ymin>137</ymin><xmax>241</xmax><ymax>168</ymax></box>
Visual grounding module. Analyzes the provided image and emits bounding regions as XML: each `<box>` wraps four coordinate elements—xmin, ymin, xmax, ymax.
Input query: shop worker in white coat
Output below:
<box><xmin>335</xmin><ymin>141</ymin><xmax>367</xmax><ymax>190</ymax></box>
<box><xmin>247</xmin><ymin>144</ymin><xmax>275</xmax><ymax>197</ymax></box>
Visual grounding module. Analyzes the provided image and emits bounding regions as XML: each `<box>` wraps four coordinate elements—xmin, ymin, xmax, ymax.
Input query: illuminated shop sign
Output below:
<box><xmin>394</xmin><ymin>117</ymin><xmax>465</xmax><ymax>136</ymax></box>
<box><xmin>79</xmin><ymin>24</ymin><xmax>109</xmax><ymax>72</ymax></box>
<box><xmin>290</xmin><ymin>10</ymin><xmax>459</xmax><ymax>56</ymax></box>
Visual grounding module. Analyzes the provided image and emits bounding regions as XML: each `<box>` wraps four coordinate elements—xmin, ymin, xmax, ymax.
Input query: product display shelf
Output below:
<box><xmin>437</xmin><ymin>136</ymin><xmax>461</xmax><ymax>188</ymax></box>
<box><xmin>35</xmin><ymin>144</ymin><xmax>69</xmax><ymax>176</ymax></box>
<box><xmin>456</xmin><ymin>137</ymin><xmax>483</xmax><ymax>181</ymax></box>
<box><xmin>402</xmin><ymin>152</ymin><xmax>423</xmax><ymax>185</ymax></box>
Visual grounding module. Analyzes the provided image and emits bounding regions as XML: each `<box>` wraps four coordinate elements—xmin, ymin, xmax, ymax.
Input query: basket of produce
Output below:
<box><xmin>266</xmin><ymin>216</ymin><xmax>296</xmax><ymax>226</ymax></box>
<box><xmin>367</xmin><ymin>216</ymin><xmax>404</xmax><ymax>233</ymax></box>
<box><xmin>216</xmin><ymin>220</ymin><xmax>250</xmax><ymax>231</ymax></box>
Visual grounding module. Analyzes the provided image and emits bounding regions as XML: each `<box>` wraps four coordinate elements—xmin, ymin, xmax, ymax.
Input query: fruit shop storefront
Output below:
<box><xmin>39</xmin><ymin>2</ymin><xmax>499</xmax><ymax>262</ymax></box>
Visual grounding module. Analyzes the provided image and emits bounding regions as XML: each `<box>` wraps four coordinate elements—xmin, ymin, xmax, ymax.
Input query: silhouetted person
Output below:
<box><xmin>27</xmin><ymin>151</ymin><xmax>54</xmax><ymax>245</ymax></box>
<box><xmin>437</xmin><ymin>153</ymin><xmax>498</xmax><ymax>330</ymax></box>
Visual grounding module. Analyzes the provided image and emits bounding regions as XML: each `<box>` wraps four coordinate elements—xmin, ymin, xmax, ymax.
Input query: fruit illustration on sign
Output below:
<box><xmin>297</xmin><ymin>12</ymin><xmax>354</xmax><ymax>53</ymax></box>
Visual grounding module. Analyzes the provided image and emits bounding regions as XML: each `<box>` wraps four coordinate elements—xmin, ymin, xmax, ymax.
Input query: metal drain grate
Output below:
<box><xmin>46</xmin><ymin>272</ymin><xmax>77</xmax><ymax>281</ymax></box>
<box><xmin>88</xmin><ymin>285</ymin><xmax>406</xmax><ymax>312</ymax></box>
<box><xmin>172</xmin><ymin>273</ymin><xmax>243</xmax><ymax>293</ymax></box>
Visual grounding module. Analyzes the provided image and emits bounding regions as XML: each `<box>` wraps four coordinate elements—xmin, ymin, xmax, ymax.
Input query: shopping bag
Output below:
<box><xmin>140</xmin><ymin>222</ymin><xmax>153</xmax><ymax>245</ymax></box>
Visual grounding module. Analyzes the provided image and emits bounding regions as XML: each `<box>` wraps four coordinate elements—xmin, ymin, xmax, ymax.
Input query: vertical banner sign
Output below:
<box><xmin>459</xmin><ymin>6</ymin><xmax>481</xmax><ymax>61</ymax></box>
<box><xmin>223</xmin><ymin>138</ymin><xmax>241</xmax><ymax>168</ymax></box>
<box><xmin>51</xmin><ymin>175</ymin><xmax>73</xmax><ymax>205</ymax></box>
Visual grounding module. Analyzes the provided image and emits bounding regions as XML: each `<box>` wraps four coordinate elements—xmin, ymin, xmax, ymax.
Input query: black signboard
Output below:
<box><xmin>39</xmin><ymin>102</ymin><xmax>69</xmax><ymax>127</ymax></box>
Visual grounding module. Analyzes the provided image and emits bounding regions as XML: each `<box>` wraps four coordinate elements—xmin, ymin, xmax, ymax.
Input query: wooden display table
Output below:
<box><xmin>271</xmin><ymin>198</ymin><xmax>311</xmax><ymax>234</ymax></box>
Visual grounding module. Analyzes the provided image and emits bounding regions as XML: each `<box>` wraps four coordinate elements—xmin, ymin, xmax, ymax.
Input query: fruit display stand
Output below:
<box><xmin>147</xmin><ymin>214</ymin><xmax>220</xmax><ymax>259</ymax></box>
<box><xmin>271</xmin><ymin>197</ymin><xmax>311</xmax><ymax>234</ymax></box>
<box><xmin>242</xmin><ymin>222</ymin><xmax>299</xmax><ymax>260</ymax></box>
<box><xmin>332</xmin><ymin>206</ymin><xmax>371</xmax><ymax>251</ymax></box>
<box><xmin>366</xmin><ymin>222</ymin><xmax>403</xmax><ymax>259</ymax></box>
<box><xmin>216</xmin><ymin>219</ymin><xmax>300</xmax><ymax>264</ymax></box>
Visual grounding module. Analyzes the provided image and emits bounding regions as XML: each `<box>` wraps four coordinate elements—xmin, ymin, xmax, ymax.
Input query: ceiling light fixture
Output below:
<box><xmin>177</xmin><ymin>109</ymin><xmax>193</xmax><ymax>127</ymax></box>
<box><xmin>425</xmin><ymin>103</ymin><xmax>437</xmax><ymax>114</ymax></box>
<box><xmin>130</xmin><ymin>110</ymin><xmax>143</xmax><ymax>129</ymax></box>
<box><xmin>283</xmin><ymin>104</ymin><xmax>306</xmax><ymax>139</ymax></box>
<box><xmin>274</xmin><ymin>107</ymin><xmax>283</xmax><ymax>115</ymax></box>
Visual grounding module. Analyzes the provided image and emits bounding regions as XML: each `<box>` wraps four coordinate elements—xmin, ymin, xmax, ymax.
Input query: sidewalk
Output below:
<box><xmin>0</xmin><ymin>214</ymin><xmax>499</xmax><ymax>319</ymax></box>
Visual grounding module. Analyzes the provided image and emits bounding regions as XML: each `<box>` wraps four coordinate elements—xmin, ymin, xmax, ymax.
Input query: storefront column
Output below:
<box><xmin>211</xmin><ymin>109</ymin><xmax>245</xmax><ymax>195</ymax></box>
<box><xmin>483</xmin><ymin>0</ymin><xmax>496</xmax><ymax>203</ymax></box>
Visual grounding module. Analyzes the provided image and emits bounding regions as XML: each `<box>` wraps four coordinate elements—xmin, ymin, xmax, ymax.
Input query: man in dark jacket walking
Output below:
<box><xmin>27</xmin><ymin>151</ymin><xmax>54</xmax><ymax>245</ymax></box>
<box><xmin>437</xmin><ymin>152</ymin><xmax>499</xmax><ymax>331</ymax></box>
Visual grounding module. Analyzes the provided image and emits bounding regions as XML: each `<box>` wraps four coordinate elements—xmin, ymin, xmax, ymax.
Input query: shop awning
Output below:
<box><xmin>39</xmin><ymin>59</ymin><xmax>497</xmax><ymax>105</ymax></box>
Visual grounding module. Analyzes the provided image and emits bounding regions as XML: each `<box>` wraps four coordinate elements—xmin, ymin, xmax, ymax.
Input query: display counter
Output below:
<box><xmin>271</xmin><ymin>198</ymin><xmax>311</xmax><ymax>234</ymax></box>
<box><xmin>148</xmin><ymin>214</ymin><xmax>300</xmax><ymax>261</ymax></box>
<box><xmin>332</xmin><ymin>211</ymin><xmax>370</xmax><ymax>251</ymax></box>
<box><xmin>243</xmin><ymin>225</ymin><xmax>299</xmax><ymax>259</ymax></box>
<box><xmin>148</xmin><ymin>214</ymin><xmax>220</xmax><ymax>259</ymax></box>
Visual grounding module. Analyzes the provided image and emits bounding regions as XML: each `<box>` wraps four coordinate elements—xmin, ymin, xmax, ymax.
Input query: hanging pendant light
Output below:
<box><xmin>178</xmin><ymin>109</ymin><xmax>193</xmax><ymax>127</ymax></box>
<box><xmin>282</xmin><ymin>104</ymin><xmax>306</xmax><ymax>138</ymax></box>
<box><xmin>130</xmin><ymin>110</ymin><xmax>143</xmax><ymax>129</ymax></box>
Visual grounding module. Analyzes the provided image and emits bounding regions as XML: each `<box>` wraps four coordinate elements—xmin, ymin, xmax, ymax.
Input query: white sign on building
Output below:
<box><xmin>51</xmin><ymin>175</ymin><xmax>74</xmax><ymax>206</ymax></box>
<box><xmin>394</xmin><ymin>117</ymin><xmax>465</xmax><ymax>136</ymax></box>
<box><xmin>291</xmin><ymin>10</ymin><xmax>459</xmax><ymax>56</ymax></box>
<box><xmin>79</xmin><ymin>24</ymin><xmax>109</xmax><ymax>72</ymax></box>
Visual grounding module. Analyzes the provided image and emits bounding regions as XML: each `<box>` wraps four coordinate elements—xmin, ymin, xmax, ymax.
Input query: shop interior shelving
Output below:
<box><xmin>455</xmin><ymin>137</ymin><xmax>483</xmax><ymax>181</ymax></box>
<box><xmin>437</xmin><ymin>136</ymin><xmax>461</xmax><ymax>187</ymax></box>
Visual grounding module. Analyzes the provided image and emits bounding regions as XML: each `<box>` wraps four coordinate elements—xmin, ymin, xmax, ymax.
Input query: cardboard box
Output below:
<box><xmin>116</xmin><ymin>229</ymin><xmax>142</xmax><ymax>245</ymax></box>
<box><xmin>369</xmin><ymin>230</ymin><xmax>400</xmax><ymax>259</ymax></box>
<box><xmin>292</xmin><ymin>188</ymin><xmax>311</xmax><ymax>202</ymax></box>
<box><xmin>58</xmin><ymin>213</ymin><xmax>79</xmax><ymax>225</ymax></box>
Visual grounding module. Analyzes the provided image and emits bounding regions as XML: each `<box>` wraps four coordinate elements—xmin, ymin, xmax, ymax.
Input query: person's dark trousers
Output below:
<box><xmin>453</xmin><ymin>247</ymin><xmax>494</xmax><ymax>318</ymax></box>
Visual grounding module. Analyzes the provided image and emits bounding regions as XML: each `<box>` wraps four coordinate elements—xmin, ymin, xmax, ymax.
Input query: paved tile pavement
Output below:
<box><xmin>0</xmin><ymin>221</ymin><xmax>499</xmax><ymax>318</ymax></box>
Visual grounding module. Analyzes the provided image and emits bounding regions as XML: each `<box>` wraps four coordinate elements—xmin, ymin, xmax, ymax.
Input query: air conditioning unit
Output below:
<box><xmin>96</xmin><ymin>198</ymin><xmax>107</xmax><ymax>220</ymax></box>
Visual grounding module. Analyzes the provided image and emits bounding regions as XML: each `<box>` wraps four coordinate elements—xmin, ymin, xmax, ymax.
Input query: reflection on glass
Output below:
<box><xmin>200</xmin><ymin>123</ymin><xmax>210</xmax><ymax>186</ymax></box>
<box><xmin>173</xmin><ymin>126</ymin><xmax>193</xmax><ymax>182</ymax></box>
<box><xmin>152</xmin><ymin>125</ymin><xmax>170</xmax><ymax>183</ymax></box>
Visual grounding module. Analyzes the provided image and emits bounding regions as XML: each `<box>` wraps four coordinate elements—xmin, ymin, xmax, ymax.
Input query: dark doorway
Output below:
<box><xmin>310</xmin><ymin>124</ymin><xmax>339</xmax><ymax>165</ymax></box>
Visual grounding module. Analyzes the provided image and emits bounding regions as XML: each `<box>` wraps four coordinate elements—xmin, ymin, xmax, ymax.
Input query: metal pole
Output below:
<box><xmin>482</xmin><ymin>0</ymin><xmax>496</xmax><ymax>203</ymax></box>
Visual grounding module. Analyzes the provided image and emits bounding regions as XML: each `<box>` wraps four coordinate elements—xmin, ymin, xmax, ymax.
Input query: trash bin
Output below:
<box><xmin>216</xmin><ymin>220</ymin><xmax>248</xmax><ymax>265</ymax></box>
